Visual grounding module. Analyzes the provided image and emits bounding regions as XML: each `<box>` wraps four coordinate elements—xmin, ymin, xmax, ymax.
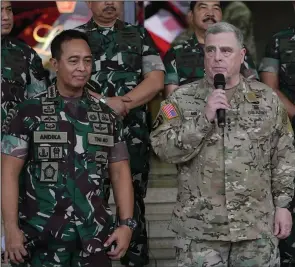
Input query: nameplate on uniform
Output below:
<box><xmin>248</xmin><ymin>104</ymin><xmax>267</xmax><ymax>116</ymax></box>
<box><xmin>183</xmin><ymin>110</ymin><xmax>198</xmax><ymax>117</ymax></box>
<box><xmin>42</xmin><ymin>105</ymin><xmax>56</xmax><ymax>115</ymax></box>
<box><xmin>95</xmin><ymin>151</ymin><xmax>108</xmax><ymax>163</ymax></box>
<box><xmin>88</xmin><ymin>133</ymin><xmax>114</xmax><ymax>147</ymax></box>
<box><xmin>40</xmin><ymin>162</ymin><xmax>58</xmax><ymax>182</ymax></box>
<box><xmin>93</xmin><ymin>123</ymin><xmax>110</xmax><ymax>134</ymax></box>
<box><xmin>34</xmin><ymin>131</ymin><xmax>68</xmax><ymax>143</ymax></box>
<box><xmin>87</xmin><ymin>112</ymin><xmax>100</xmax><ymax>122</ymax></box>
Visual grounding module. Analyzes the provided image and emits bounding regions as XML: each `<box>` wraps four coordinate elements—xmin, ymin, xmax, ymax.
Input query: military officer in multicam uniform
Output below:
<box><xmin>163</xmin><ymin>1</ymin><xmax>258</xmax><ymax>98</ymax></box>
<box><xmin>151</xmin><ymin>22</ymin><xmax>295</xmax><ymax>267</ymax></box>
<box><xmin>1</xmin><ymin>0</ymin><xmax>48</xmax><ymax>124</ymax></box>
<box><xmin>259</xmin><ymin>3</ymin><xmax>295</xmax><ymax>265</ymax></box>
<box><xmin>76</xmin><ymin>2</ymin><xmax>165</xmax><ymax>266</ymax></box>
<box><xmin>1</xmin><ymin>30</ymin><xmax>136</xmax><ymax>267</ymax></box>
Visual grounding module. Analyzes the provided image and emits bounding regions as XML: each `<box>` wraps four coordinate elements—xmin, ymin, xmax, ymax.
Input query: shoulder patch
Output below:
<box><xmin>161</xmin><ymin>103</ymin><xmax>179</xmax><ymax>120</ymax></box>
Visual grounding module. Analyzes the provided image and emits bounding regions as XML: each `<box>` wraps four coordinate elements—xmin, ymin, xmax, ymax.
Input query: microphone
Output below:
<box><xmin>214</xmin><ymin>74</ymin><xmax>226</xmax><ymax>128</ymax></box>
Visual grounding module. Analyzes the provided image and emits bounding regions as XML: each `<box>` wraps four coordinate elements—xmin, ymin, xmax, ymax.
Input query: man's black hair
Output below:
<box><xmin>190</xmin><ymin>1</ymin><xmax>225</xmax><ymax>11</ymax></box>
<box><xmin>50</xmin><ymin>29</ymin><xmax>90</xmax><ymax>60</ymax></box>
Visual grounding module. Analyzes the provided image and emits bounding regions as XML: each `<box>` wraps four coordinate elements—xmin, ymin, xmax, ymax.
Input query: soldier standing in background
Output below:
<box><xmin>163</xmin><ymin>1</ymin><xmax>258</xmax><ymax>98</ymax></box>
<box><xmin>76</xmin><ymin>2</ymin><xmax>165</xmax><ymax>266</ymax></box>
<box><xmin>259</xmin><ymin>2</ymin><xmax>295</xmax><ymax>265</ymax></box>
<box><xmin>1</xmin><ymin>30</ymin><xmax>135</xmax><ymax>267</ymax></box>
<box><xmin>1</xmin><ymin>0</ymin><xmax>48</xmax><ymax>124</ymax></box>
<box><xmin>151</xmin><ymin>22</ymin><xmax>295</xmax><ymax>267</ymax></box>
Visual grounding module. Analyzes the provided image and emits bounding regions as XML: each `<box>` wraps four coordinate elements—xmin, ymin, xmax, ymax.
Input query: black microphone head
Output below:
<box><xmin>214</xmin><ymin>74</ymin><xmax>226</xmax><ymax>88</ymax></box>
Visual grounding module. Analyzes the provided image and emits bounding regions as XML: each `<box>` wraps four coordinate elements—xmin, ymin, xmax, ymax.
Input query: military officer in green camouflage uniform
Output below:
<box><xmin>151</xmin><ymin>22</ymin><xmax>295</xmax><ymax>267</ymax></box>
<box><xmin>1</xmin><ymin>30</ymin><xmax>135</xmax><ymax>267</ymax></box>
<box><xmin>1</xmin><ymin>1</ymin><xmax>48</xmax><ymax>123</ymax></box>
<box><xmin>76</xmin><ymin>2</ymin><xmax>165</xmax><ymax>266</ymax></box>
<box><xmin>164</xmin><ymin>1</ymin><xmax>258</xmax><ymax>98</ymax></box>
<box><xmin>259</xmin><ymin>4</ymin><xmax>295</xmax><ymax>264</ymax></box>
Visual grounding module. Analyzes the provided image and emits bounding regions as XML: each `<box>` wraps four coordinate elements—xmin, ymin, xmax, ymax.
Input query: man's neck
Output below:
<box><xmin>92</xmin><ymin>17</ymin><xmax>117</xmax><ymax>28</ymax></box>
<box><xmin>194</xmin><ymin>29</ymin><xmax>205</xmax><ymax>44</ymax></box>
<box><xmin>56</xmin><ymin>80</ymin><xmax>83</xmax><ymax>98</ymax></box>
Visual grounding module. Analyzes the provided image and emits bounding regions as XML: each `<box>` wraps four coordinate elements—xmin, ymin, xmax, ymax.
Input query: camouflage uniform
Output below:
<box><xmin>259</xmin><ymin>26</ymin><xmax>295</xmax><ymax>267</ymax></box>
<box><xmin>76</xmin><ymin>18</ymin><xmax>165</xmax><ymax>266</ymax></box>
<box><xmin>150</xmin><ymin>76</ymin><xmax>295</xmax><ymax>267</ymax></box>
<box><xmin>1</xmin><ymin>82</ymin><xmax>128</xmax><ymax>267</ymax></box>
<box><xmin>1</xmin><ymin>36</ymin><xmax>48</xmax><ymax>123</ymax></box>
<box><xmin>164</xmin><ymin>34</ymin><xmax>259</xmax><ymax>88</ymax></box>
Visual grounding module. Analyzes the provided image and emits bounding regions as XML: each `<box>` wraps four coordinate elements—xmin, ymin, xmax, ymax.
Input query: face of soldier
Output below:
<box><xmin>204</xmin><ymin>32</ymin><xmax>246</xmax><ymax>85</ymax></box>
<box><xmin>51</xmin><ymin>39</ymin><xmax>92</xmax><ymax>91</ymax></box>
<box><xmin>87</xmin><ymin>1</ymin><xmax>122</xmax><ymax>25</ymax></box>
<box><xmin>1</xmin><ymin>1</ymin><xmax>13</xmax><ymax>36</ymax></box>
<box><xmin>190</xmin><ymin>1</ymin><xmax>222</xmax><ymax>32</ymax></box>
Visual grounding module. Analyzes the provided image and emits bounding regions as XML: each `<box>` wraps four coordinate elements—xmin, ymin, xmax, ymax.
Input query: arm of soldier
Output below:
<box><xmin>150</xmin><ymin>94</ymin><xmax>213</xmax><ymax>164</ymax></box>
<box><xmin>1</xmin><ymin>119</ymin><xmax>30</xmax><ymax>263</ymax></box>
<box><xmin>104</xmin><ymin>117</ymin><xmax>133</xmax><ymax>260</ymax></box>
<box><xmin>259</xmin><ymin>35</ymin><xmax>295</xmax><ymax>118</ymax></box>
<box><xmin>26</xmin><ymin>49</ymin><xmax>48</xmax><ymax>97</ymax></box>
<box><xmin>163</xmin><ymin>47</ymin><xmax>179</xmax><ymax>98</ymax></box>
<box><xmin>124</xmin><ymin>28</ymin><xmax>165</xmax><ymax>109</ymax></box>
<box><xmin>270</xmin><ymin>101</ymin><xmax>295</xmax><ymax>239</ymax></box>
<box><xmin>241</xmin><ymin>46</ymin><xmax>259</xmax><ymax>80</ymax></box>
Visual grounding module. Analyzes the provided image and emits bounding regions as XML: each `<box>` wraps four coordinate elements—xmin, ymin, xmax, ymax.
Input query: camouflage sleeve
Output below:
<box><xmin>1</xmin><ymin>106</ymin><xmax>31</xmax><ymax>160</ymax></box>
<box><xmin>108</xmin><ymin>115</ymin><xmax>128</xmax><ymax>163</ymax></box>
<box><xmin>150</xmin><ymin>94</ymin><xmax>213</xmax><ymax>164</ymax></box>
<box><xmin>270</xmin><ymin>97</ymin><xmax>295</xmax><ymax>208</ymax></box>
<box><xmin>258</xmin><ymin>35</ymin><xmax>280</xmax><ymax>74</ymax></box>
<box><xmin>141</xmin><ymin>28</ymin><xmax>165</xmax><ymax>75</ymax></box>
<box><xmin>26</xmin><ymin>49</ymin><xmax>48</xmax><ymax>98</ymax></box>
<box><xmin>163</xmin><ymin>47</ymin><xmax>179</xmax><ymax>85</ymax></box>
<box><xmin>241</xmin><ymin>46</ymin><xmax>259</xmax><ymax>80</ymax></box>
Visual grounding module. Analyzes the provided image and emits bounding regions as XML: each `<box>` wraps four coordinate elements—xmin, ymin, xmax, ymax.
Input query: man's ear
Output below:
<box><xmin>50</xmin><ymin>58</ymin><xmax>58</xmax><ymax>73</ymax></box>
<box><xmin>240</xmin><ymin>48</ymin><xmax>246</xmax><ymax>64</ymax></box>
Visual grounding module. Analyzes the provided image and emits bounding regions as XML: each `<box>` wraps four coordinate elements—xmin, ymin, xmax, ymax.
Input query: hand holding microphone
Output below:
<box><xmin>204</xmin><ymin>74</ymin><xmax>230</xmax><ymax>127</ymax></box>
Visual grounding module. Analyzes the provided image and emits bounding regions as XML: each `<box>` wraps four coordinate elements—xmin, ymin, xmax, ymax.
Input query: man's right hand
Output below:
<box><xmin>204</xmin><ymin>89</ymin><xmax>231</xmax><ymax>122</ymax></box>
<box><xmin>106</xmin><ymin>96</ymin><xmax>132</xmax><ymax>117</ymax></box>
<box><xmin>3</xmin><ymin>226</ymin><xmax>27</xmax><ymax>264</ymax></box>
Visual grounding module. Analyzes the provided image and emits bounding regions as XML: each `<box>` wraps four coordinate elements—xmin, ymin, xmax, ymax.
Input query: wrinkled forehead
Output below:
<box><xmin>1</xmin><ymin>1</ymin><xmax>12</xmax><ymax>9</ymax></box>
<box><xmin>205</xmin><ymin>32</ymin><xmax>240</xmax><ymax>48</ymax></box>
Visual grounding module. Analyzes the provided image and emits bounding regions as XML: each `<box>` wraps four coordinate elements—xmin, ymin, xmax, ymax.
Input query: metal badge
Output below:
<box><xmin>99</xmin><ymin>113</ymin><xmax>111</xmax><ymax>124</ymax></box>
<box><xmin>44</xmin><ymin>123</ymin><xmax>57</xmax><ymax>130</ymax></box>
<box><xmin>42</xmin><ymin>105</ymin><xmax>56</xmax><ymax>115</ymax></box>
<box><xmin>47</xmin><ymin>85</ymin><xmax>57</xmax><ymax>99</ymax></box>
<box><xmin>88</xmin><ymin>133</ymin><xmax>114</xmax><ymax>147</ymax></box>
<box><xmin>245</xmin><ymin>92</ymin><xmax>259</xmax><ymax>104</ymax></box>
<box><xmin>41</xmin><ymin>116</ymin><xmax>58</xmax><ymax>122</ymax></box>
<box><xmin>41</xmin><ymin>97</ymin><xmax>54</xmax><ymax>105</ymax></box>
<box><xmin>87</xmin><ymin>112</ymin><xmax>100</xmax><ymax>122</ymax></box>
<box><xmin>95</xmin><ymin>151</ymin><xmax>108</xmax><ymax>163</ymax></box>
<box><xmin>93</xmin><ymin>123</ymin><xmax>110</xmax><ymax>134</ymax></box>
<box><xmin>34</xmin><ymin>131</ymin><xmax>68</xmax><ymax>143</ymax></box>
<box><xmin>37</xmin><ymin>147</ymin><xmax>50</xmax><ymax>160</ymax></box>
<box><xmin>51</xmin><ymin>146</ymin><xmax>63</xmax><ymax>159</ymax></box>
<box><xmin>40</xmin><ymin>162</ymin><xmax>58</xmax><ymax>182</ymax></box>
<box><xmin>91</xmin><ymin>104</ymin><xmax>102</xmax><ymax>112</ymax></box>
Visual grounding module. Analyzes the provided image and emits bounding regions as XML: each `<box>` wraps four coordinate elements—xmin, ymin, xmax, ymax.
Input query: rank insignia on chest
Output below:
<box><xmin>87</xmin><ymin>112</ymin><xmax>100</xmax><ymax>122</ymax></box>
<box><xmin>161</xmin><ymin>103</ymin><xmax>179</xmax><ymax>120</ymax></box>
<box><xmin>40</xmin><ymin>162</ymin><xmax>58</xmax><ymax>182</ymax></box>
<box><xmin>245</xmin><ymin>92</ymin><xmax>259</xmax><ymax>104</ymax></box>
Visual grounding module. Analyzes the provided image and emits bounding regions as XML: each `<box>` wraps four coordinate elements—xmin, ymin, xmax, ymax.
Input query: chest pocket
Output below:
<box><xmin>242</xmin><ymin>102</ymin><xmax>273</xmax><ymax>170</ymax></box>
<box><xmin>116</xmin><ymin>30</ymin><xmax>142</xmax><ymax>72</ymax></box>
<box><xmin>2</xmin><ymin>48</ymin><xmax>28</xmax><ymax>86</ymax></box>
<box><xmin>176</xmin><ymin>49</ymin><xmax>204</xmax><ymax>85</ymax></box>
<box><xmin>280</xmin><ymin>39</ymin><xmax>295</xmax><ymax>86</ymax></box>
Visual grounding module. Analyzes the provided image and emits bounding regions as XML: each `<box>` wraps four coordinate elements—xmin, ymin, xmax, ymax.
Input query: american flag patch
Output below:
<box><xmin>161</xmin><ymin>103</ymin><xmax>178</xmax><ymax>120</ymax></box>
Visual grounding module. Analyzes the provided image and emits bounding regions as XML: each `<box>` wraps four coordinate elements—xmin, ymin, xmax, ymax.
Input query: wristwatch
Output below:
<box><xmin>119</xmin><ymin>218</ymin><xmax>137</xmax><ymax>231</ymax></box>
<box><xmin>99</xmin><ymin>95</ymin><xmax>108</xmax><ymax>104</ymax></box>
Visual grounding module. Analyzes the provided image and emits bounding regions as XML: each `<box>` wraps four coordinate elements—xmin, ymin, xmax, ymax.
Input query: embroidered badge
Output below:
<box><xmin>161</xmin><ymin>103</ymin><xmax>178</xmax><ymax>120</ymax></box>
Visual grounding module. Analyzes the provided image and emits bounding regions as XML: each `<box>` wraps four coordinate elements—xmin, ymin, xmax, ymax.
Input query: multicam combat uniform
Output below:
<box><xmin>259</xmin><ymin>26</ymin><xmax>295</xmax><ymax>267</ymax></box>
<box><xmin>1</xmin><ymin>82</ymin><xmax>128</xmax><ymax>267</ymax></box>
<box><xmin>164</xmin><ymin>34</ymin><xmax>259</xmax><ymax>88</ymax></box>
<box><xmin>1</xmin><ymin>36</ymin><xmax>48</xmax><ymax>123</ymax></box>
<box><xmin>76</xmin><ymin>18</ymin><xmax>165</xmax><ymax>266</ymax></box>
<box><xmin>150</xmin><ymin>76</ymin><xmax>295</xmax><ymax>267</ymax></box>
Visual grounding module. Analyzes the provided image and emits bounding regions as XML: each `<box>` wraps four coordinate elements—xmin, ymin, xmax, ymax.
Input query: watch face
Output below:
<box><xmin>127</xmin><ymin>219</ymin><xmax>137</xmax><ymax>230</ymax></box>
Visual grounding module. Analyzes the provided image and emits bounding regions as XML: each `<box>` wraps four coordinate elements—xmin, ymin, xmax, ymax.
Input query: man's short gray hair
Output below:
<box><xmin>205</xmin><ymin>22</ymin><xmax>244</xmax><ymax>48</ymax></box>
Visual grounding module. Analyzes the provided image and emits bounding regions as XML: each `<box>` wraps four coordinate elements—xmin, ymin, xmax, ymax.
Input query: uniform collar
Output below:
<box><xmin>86</xmin><ymin>17</ymin><xmax>124</xmax><ymax>32</ymax></box>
